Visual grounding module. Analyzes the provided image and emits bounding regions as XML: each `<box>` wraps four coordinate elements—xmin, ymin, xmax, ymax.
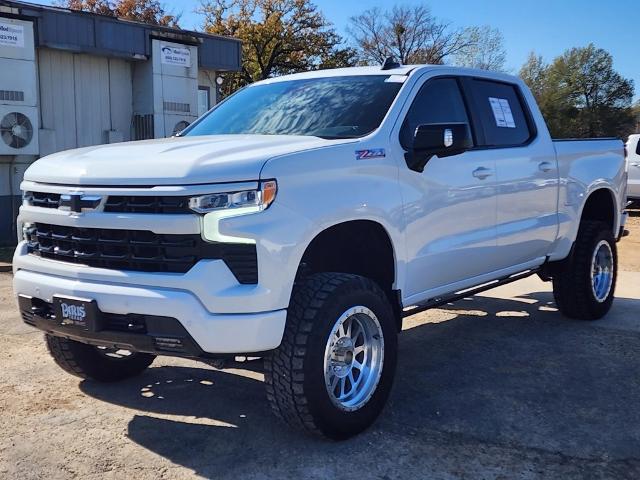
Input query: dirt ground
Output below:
<box><xmin>619</xmin><ymin>202</ymin><xmax>640</xmax><ymax>270</ymax></box>
<box><xmin>1</xmin><ymin>209</ymin><xmax>640</xmax><ymax>479</ymax></box>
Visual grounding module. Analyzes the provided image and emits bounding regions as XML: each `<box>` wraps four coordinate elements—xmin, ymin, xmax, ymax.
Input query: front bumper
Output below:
<box><xmin>14</xmin><ymin>268</ymin><xmax>287</xmax><ymax>355</ymax></box>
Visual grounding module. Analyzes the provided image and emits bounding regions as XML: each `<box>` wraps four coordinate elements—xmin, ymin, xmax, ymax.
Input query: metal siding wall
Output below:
<box><xmin>95</xmin><ymin>20</ymin><xmax>146</xmax><ymax>55</ymax></box>
<box><xmin>38</xmin><ymin>48</ymin><xmax>77</xmax><ymax>155</ymax></box>
<box><xmin>36</xmin><ymin>9</ymin><xmax>240</xmax><ymax>70</ymax></box>
<box><xmin>40</xmin><ymin>10</ymin><xmax>94</xmax><ymax>50</ymax></box>
<box><xmin>199</xmin><ymin>38</ymin><xmax>241</xmax><ymax>70</ymax></box>
<box><xmin>0</xmin><ymin>161</ymin><xmax>19</xmax><ymax>246</ymax></box>
<box><xmin>108</xmin><ymin>58</ymin><xmax>132</xmax><ymax>142</ymax></box>
<box><xmin>73</xmin><ymin>55</ymin><xmax>111</xmax><ymax>147</ymax></box>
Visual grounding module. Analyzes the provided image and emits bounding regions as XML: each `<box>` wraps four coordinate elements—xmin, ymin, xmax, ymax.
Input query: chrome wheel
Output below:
<box><xmin>323</xmin><ymin>306</ymin><xmax>384</xmax><ymax>412</ymax></box>
<box><xmin>591</xmin><ymin>239</ymin><xmax>614</xmax><ymax>303</ymax></box>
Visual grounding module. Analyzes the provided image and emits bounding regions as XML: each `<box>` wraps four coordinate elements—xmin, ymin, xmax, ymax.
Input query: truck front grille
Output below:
<box><xmin>25</xmin><ymin>191</ymin><xmax>192</xmax><ymax>214</ymax></box>
<box><xmin>29</xmin><ymin>191</ymin><xmax>62</xmax><ymax>209</ymax></box>
<box><xmin>104</xmin><ymin>196</ymin><xmax>191</xmax><ymax>214</ymax></box>
<box><xmin>26</xmin><ymin>223</ymin><xmax>258</xmax><ymax>283</ymax></box>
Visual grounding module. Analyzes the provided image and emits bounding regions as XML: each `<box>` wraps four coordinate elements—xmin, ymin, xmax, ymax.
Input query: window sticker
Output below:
<box><xmin>488</xmin><ymin>97</ymin><xmax>516</xmax><ymax>128</ymax></box>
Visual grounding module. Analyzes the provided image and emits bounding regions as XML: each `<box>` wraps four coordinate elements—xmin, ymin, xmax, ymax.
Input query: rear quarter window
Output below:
<box><xmin>468</xmin><ymin>79</ymin><xmax>532</xmax><ymax>147</ymax></box>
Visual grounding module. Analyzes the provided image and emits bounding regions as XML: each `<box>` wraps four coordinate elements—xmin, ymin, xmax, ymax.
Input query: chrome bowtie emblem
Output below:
<box><xmin>59</xmin><ymin>193</ymin><xmax>102</xmax><ymax>213</ymax></box>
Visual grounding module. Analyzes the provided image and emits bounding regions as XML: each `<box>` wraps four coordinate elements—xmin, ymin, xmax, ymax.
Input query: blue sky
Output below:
<box><xmin>32</xmin><ymin>0</ymin><xmax>639</xmax><ymax>100</ymax></box>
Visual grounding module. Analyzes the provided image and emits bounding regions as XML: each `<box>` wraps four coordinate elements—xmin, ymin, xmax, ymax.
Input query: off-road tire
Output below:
<box><xmin>552</xmin><ymin>220</ymin><xmax>617</xmax><ymax>320</ymax></box>
<box><xmin>264</xmin><ymin>272</ymin><xmax>398</xmax><ymax>440</ymax></box>
<box><xmin>46</xmin><ymin>335</ymin><xmax>155</xmax><ymax>382</ymax></box>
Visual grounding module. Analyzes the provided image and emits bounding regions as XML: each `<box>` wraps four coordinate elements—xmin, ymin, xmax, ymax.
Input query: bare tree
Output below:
<box><xmin>347</xmin><ymin>5</ymin><xmax>470</xmax><ymax>65</ymax></box>
<box><xmin>453</xmin><ymin>25</ymin><xmax>506</xmax><ymax>71</ymax></box>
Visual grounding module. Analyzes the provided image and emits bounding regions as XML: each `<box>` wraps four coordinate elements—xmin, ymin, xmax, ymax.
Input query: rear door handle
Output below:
<box><xmin>631</xmin><ymin>162</ymin><xmax>640</xmax><ymax>167</ymax></box>
<box><xmin>472</xmin><ymin>167</ymin><xmax>493</xmax><ymax>180</ymax></box>
<box><xmin>538</xmin><ymin>161</ymin><xmax>554</xmax><ymax>172</ymax></box>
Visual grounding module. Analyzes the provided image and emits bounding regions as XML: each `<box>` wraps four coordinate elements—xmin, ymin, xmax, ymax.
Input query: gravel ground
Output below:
<box><xmin>1</xmin><ymin>211</ymin><xmax>639</xmax><ymax>479</ymax></box>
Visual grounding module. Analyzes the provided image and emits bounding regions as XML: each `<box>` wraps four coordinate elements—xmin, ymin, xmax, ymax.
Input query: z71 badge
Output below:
<box><xmin>355</xmin><ymin>148</ymin><xmax>386</xmax><ymax>160</ymax></box>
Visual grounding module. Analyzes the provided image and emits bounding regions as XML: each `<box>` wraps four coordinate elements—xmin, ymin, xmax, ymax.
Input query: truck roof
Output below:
<box><xmin>256</xmin><ymin>64</ymin><xmax>525</xmax><ymax>87</ymax></box>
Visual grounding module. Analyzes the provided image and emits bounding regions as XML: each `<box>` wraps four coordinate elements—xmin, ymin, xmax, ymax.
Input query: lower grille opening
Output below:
<box><xmin>26</xmin><ymin>223</ymin><xmax>258</xmax><ymax>283</ymax></box>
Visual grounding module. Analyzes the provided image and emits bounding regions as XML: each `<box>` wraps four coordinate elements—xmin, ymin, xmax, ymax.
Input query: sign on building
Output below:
<box><xmin>0</xmin><ymin>22</ymin><xmax>24</xmax><ymax>48</ymax></box>
<box><xmin>160</xmin><ymin>45</ymin><xmax>191</xmax><ymax>67</ymax></box>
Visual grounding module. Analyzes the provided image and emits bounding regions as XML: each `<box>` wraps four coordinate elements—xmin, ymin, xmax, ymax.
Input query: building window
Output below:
<box><xmin>198</xmin><ymin>86</ymin><xmax>211</xmax><ymax>117</ymax></box>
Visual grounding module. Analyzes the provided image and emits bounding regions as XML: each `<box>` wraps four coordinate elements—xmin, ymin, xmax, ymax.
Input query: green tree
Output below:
<box><xmin>519</xmin><ymin>52</ymin><xmax>572</xmax><ymax>137</ymax></box>
<box><xmin>520</xmin><ymin>45</ymin><xmax>635</xmax><ymax>139</ymax></box>
<box><xmin>199</xmin><ymin>0</ymin><xmax>355</xmax><ymax>96</ymax></box>
<box><xmin>57</xmin><ymin>0</ymin><xmax>180</xmax><ymax>27</ymax></box>
<box><xmin>632</xmin><ymin>101</ymin><xmax>640</xmax><ymax>134</ymax></box>
<box><xmin>453</xmin><ymin>25</ymin><xmax>506</xmax><ymax>71</ymax></box>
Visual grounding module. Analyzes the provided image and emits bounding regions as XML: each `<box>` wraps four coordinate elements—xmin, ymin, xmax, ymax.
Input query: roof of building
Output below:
<box><xmin>0</xmin><ymin>0</ymin><xmax>241</xmax><ymax>71</ymax></box>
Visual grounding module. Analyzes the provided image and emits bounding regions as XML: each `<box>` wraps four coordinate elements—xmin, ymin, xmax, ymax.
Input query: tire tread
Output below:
<box><xmin>552</xmin><ymin>220</ymin><xmax>617</xmax><ymax>320</ymax></box>
<box><xmin>264</xmin><ymin>272</ymin><xmax>387</xmax><ymax>436</ymax></box>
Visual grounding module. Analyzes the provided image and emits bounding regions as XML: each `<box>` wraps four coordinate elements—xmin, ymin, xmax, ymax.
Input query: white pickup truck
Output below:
<box><xmin>13</xmin><ymin>64</ymin><xmax>628</xmax><ymax>439</ymax></box>
<box><xmin>627</xmin><ymin>134</ymin><xmax>640</xmax><ymax>200</ymax></box>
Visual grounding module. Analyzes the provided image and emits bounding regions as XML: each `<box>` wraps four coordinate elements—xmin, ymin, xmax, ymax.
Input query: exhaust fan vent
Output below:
<box><xmin>0</xmin><ymin>90</ymin><xmax>25</xmax><ymax>102</ymax></box>
<box><xmin>164</xmin><ymin>101</ymin><xmax>190</xmax><ymax>113</ymax></box>
<box><xmin>1</xmin><ymin>112</ymin><xmax>33</xmax><ymax>149</ymax></box>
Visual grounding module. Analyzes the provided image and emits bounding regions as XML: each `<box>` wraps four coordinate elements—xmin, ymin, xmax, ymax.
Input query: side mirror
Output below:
<box><xmin>406</xmin><ymin>122</ymin><xmax>473</xmax><ymax>172</ymax></box>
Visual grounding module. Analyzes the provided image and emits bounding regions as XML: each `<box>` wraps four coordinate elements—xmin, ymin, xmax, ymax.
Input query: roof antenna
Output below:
<box><xmin>381</xmin><ymin>56</ymin><xmax>401</xmax><ymax>70</ymax></box>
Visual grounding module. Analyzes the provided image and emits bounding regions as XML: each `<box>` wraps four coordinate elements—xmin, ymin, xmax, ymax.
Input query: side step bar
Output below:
<box><xmin>401</xmin><ymin>269</ymin><xmax>539</xmax><ymax>318</ymax></box>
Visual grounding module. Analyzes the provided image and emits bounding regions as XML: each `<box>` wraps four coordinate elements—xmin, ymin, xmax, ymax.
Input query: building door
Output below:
<box><xmin>198</xmin><ymin>87</ymin><xmax>210</xmax><ymax>117</ymax></box>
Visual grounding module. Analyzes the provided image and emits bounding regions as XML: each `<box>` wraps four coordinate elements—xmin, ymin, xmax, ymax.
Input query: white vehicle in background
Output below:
<box><xmin>627</xmin><ymin>134</ymin><xmax>640</xmax><ymax>201</ymax></box>
<box><xmin>13</xmin><ymin>62</ymin><xmax>627</xmax><ymax>439</ymax></box>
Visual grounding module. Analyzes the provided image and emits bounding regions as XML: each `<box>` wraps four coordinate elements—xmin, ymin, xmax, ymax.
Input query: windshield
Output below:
<box><xmin>185</xmin><ymin>75</ymin><xmax>403</xmax><ymax>140</ymax></box>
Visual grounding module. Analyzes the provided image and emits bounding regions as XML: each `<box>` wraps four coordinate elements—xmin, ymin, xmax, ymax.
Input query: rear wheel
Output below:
<box><xmin>265</xmin><ymin>272</ymin><xmax>398</xmax><ymax>440</ymax></box>
<box><xmin>552</xmin><ymin>221</ymin><xmax>617</xmax><ymax>320</ymax></box>
<box><xmin>46</xmin><ymin>335</ymin><xmax>155</xmax><ymax>382</ymax></box>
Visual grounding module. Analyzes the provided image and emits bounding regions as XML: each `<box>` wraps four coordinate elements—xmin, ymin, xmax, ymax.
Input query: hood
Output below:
<box><xmin>25</xmin><ymin>134</ymin><xmax>343</xmax><ymax>186</ymax></box>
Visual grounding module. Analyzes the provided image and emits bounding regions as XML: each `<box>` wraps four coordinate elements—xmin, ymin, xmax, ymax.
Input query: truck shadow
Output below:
<box><xmin>80</xmin><ymin>292</ymin><xmax>640</xmax><ymax>478</ymax></box>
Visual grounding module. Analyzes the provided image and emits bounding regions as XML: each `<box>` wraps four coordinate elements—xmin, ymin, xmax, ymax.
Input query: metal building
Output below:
<box><xmin>0</xmin><ymin>0</ymin><xmax>242</xmax><ymax>245</ymax></box>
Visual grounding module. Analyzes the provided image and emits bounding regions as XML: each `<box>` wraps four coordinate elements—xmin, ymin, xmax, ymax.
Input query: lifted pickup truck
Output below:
<box><xmin>14</xmin><ymin>64</ymin><xmax>627</xmax><ymax>439</ymax></box>
<box><xmin>626</xmin><ymin>134</ymin><xmax>640</xmax><ymax>200</ymax></box>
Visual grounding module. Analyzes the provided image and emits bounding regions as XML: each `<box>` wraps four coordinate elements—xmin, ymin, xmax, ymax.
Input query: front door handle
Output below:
<box><xmin>631</xmin><ymin>162</ymin><xmax>640</xmax><ymax>167</ymax></box>
<box><xmin>472</xmin><ymin>167</ymin><xmax>493</xmax><ymax>180</ymax></box>
<box><xmin>538</xmin><ymin>161</ymin><xmax>554</xmax><ymax>172</ymax></box>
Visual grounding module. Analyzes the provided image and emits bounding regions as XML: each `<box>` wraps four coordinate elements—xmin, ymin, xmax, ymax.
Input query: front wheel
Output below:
<box><xmin>552</xmin><ymin>221</ymin><xmax>617</xmax><ymax>320</ymax></box>
<box><xmin>264</xmin><ymin>273</ymin><xmax>398</xmax><ymax>440</ymax></box>
<box><xmin>46</xmin><ymin>335</ymin><xmax>156</xmax><ymax>382</ymax></box>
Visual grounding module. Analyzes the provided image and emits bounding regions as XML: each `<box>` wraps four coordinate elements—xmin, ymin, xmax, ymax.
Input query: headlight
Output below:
<box><xmin>189</xmin><ymin>180</ymin><xmax>277</xmax><ymax>214</ymax></box>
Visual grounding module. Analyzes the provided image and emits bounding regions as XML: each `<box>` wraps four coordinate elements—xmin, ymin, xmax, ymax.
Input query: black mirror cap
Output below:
<box><xmin>406</xmin><ymin>122</ymin><xmax>473</xmax><ymax>172</ymax></box>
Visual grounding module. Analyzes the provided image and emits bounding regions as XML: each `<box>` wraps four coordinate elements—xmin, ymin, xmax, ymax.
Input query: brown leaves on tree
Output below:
<box><xmin>58</xmin><ymin>0</ymin><xmax>180</xmax><ymax>27</ymax></box>
<box><xmin>200</xmin><ymin>0</ymin><xmax>356</xmax><ymax>95</ymax></box>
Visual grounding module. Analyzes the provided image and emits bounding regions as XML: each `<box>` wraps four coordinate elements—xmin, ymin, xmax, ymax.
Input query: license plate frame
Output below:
<box><xmin>53</xmin><ymin>295</ymin><xmax>101</xmax><ymax>332</ymax></box>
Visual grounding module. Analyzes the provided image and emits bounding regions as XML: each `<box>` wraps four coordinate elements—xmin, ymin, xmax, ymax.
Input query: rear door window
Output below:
<box><xmin>466</xmin><ymin>79</ymin><xmax>532</xmax><ymax>147</ymax></box>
